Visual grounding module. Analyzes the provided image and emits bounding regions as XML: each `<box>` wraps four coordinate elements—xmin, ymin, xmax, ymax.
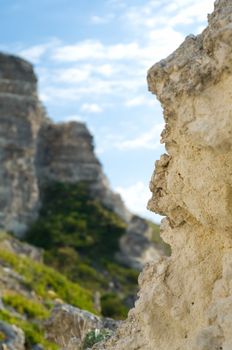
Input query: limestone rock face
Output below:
<box><xmin>116</xmin><ymin>215</ymin><xmax>163</xmax><ymax>270</ymax></box>
<box><xmin>93</xmin><ymin>1</ymin><xmax>232</xmax><ymax>349</ymax></box>
<box><xmin>0</xmin><ymin>53</ymin><xmax>47</xmax><ymax>236</ymax></box>
<box><xmin>0</xmin><ymin>233</ymin><xmax>43</xmax><ymax>262</ymax></box>
<box><xmin>0</xmin><ymin>53</ymin><xmax>130</xmax><ymax>235</ymax></box>
<box><xmin>36</xmin><ymin>122</ymin><xmax>130</xmax><ymax>222</ymax></box>
<box><xmin>46</xmin><ymin>304</ymin><xmax>119</xmax><ymax>350</ymax></box>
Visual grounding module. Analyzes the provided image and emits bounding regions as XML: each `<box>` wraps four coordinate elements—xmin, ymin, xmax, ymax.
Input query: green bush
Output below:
<box><xmin>26</xmin><ymin>182</ymin><xmax>126</xmax><ymax>259</ymax></box>
<box><xmin>0</xmin><ymin>249</ymin><xmax>96</xmax><ymax>314</ymax></box>
<box><xmin>82</xmin><ymin>329</ymin><xmax>113</xmax><ymax>349</ymax></box>
<box><xmin>24</xmin><ymin>182</ymin><xmax>138</xmax><ymax>319</ymax></box>
<box><xmin>2</xmin><ymin>292</ymin><xmax>49</xmax><ymax>319</ymax></box>
<box><xmin>0</xmin><ymin>309</ymin><xmax>58</xmax><ymax>349</ymax></box>
<box><xmin>101</xmin><ymin>293</ymin><xmax>129</xmax><ymax>320</ymax></box>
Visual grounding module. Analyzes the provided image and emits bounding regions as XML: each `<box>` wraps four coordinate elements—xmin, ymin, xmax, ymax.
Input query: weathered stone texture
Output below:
<box><xmin>46</xmin><ymin>303</ymin><xmax>119</xmax><ymax>350</ymax></box>
<box><xmin>36</xmin><ymin>122</ymin><xmax>130</xmax><ymax>222</ymax></box>
<box><xmin>0</xmin><ymin>53</ymin><xmax>130</xmax><ymax>235</ymax></box>
<box><xmin>116</xmin><ymin>215</ymin><xmax>163</xmax><ymax>270</ymax></box>
<box><xmin>0</xmin><ymin>54</ymin><xmax>47</xmax><ymax>236</ymax></box>
<box><xmin>93</xmin><ymin>1</ymin><xmax>232</xmax><ymax>349</ymax></box>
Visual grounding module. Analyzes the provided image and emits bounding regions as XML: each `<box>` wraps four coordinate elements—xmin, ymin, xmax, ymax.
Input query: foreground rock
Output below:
<box><xmin>93</xmin><ymin>1</ymin><xmax>232</xmax><ymax>349</ymax></box>
<box><xmin>46</xmin><ymin>304</ymin><xmax>119</xmax><ymax>350</ymax></box>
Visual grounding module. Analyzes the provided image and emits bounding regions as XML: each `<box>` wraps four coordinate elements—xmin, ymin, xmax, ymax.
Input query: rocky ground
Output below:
<box><xmin>0</xmin><ymin>233</ymin><xmax>118</xmax><ymax>349</ymax></box>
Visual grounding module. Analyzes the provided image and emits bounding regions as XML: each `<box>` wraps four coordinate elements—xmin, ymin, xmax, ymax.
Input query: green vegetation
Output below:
<box><xmin>0</xmin><ymin>309</ymin><xmax>58</xmax><ymax>349</ymax></box>
<box><xmin>0</xmin><ymin>249</ymin><xmax>95</xmax><ymax>313</ymax></box>
<box><xmin>25</xmin><ymin>182</ymin><xmax>139</xmax><ymax>319</ymax></box>
<box><xmin>26</xmin><ymin>182</ymin><xmax>126</xmax><ymax>260</ymax></box>
<box><xmin>0</xmin><ymin>331</ymin><xmax>6</xmax><ymax>341</ymax></box>
<box><xmin>82</xmin><ymin>329</ymin><xmax>113</xmax><ymax>349</ymax></box>
<box><xmin>2</xmin><ymin>292</ymin><xmax>49</xmax><ymax>319</ymax></box>
<box><xmin>148</xmin><ymin>221</ymin><xmax>171</xmax><ymax>256</ymax></box>
<box><xmin>101</xmin><ymin>293</ymin><xmax>128</xmax><ymax>319</ymax></box>
<box><xmin>0</xmin><ymin>247</ymin><xmax>97</xmax><ymax>348</ymax></box>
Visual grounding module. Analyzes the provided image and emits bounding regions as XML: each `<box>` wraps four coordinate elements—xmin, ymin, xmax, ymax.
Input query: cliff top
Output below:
<box><xmin>0</xmin><ymin>52</ymin><xmax>37</xmax><ymax>83</ymax></box>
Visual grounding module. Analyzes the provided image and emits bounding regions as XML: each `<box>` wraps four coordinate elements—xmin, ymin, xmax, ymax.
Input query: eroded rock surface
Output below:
<box><xmin>93</xmin><ymin>1</ymin><xmax>232</xmax><ymax>349</ymax></box>
<box><xmin>116</xmin><ymin>215</ymin><xmax>163</xmax><ymax>270</ymax></box>
<box><xmin>46</xmin><ymin>304</ymin><xmax>119</xmax><ymax>350</ymax></box>
<box><xmin>0</xmin><ymin>54</ymin><xmax>47</xmax><ymax>236</ymax></box>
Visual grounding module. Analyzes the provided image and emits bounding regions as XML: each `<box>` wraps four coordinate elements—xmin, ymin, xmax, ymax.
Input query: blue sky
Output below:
<box><xmin>0</xmin><ymin>0</ymin><xmax>214</xmax><ymax>222</ymax></box>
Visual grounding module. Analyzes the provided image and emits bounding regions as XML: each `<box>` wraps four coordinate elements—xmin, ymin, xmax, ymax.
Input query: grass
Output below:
<box><xmin>0</xmin><ymin>249</ymin><xmax>96</xmax><ymax>314</ymax></box>
<box><xmin>2</xmin><ymin>292</ymin><xmax>49</xmax><ymax>319</ymax></box>
<box><xmin>0</xmin><ymin>246</ymin><xmax>97</xmax><ymax>349</ymax></box>
<box><xmin>0</xmin><ymin>309</ymin><xmax>58</xmax><ymax>349</ymax></box>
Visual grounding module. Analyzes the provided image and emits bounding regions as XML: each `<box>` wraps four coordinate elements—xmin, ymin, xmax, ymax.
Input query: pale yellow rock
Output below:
<box><xmin>93</xmin><ymin>0</ymin><xmax>232</xmax><ymax>349</ymax></box>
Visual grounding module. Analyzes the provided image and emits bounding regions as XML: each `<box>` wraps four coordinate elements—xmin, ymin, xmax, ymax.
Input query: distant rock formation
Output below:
<box><xmin>0</xmin><ymin>54</ymin><xmax>47</xmax><ymax>235</ymax></box>
<box><xmin>0</xmin><ymin>53</ymin><xmax>130</xmax><ymax>237</ymax></box>
<box><xmin>93</xmin><ymin>0</ymin><xmax>232</xmax><ymax>349</ymax></box>
<box><xmin>36</xmin><ymin>121</ymin><xmax>130</xmax><ymax>222</ymax></box>
<box><xmin>116</xmin><ymin>215</ymin><xmax>163</xmax><ymax>270</ymax></box>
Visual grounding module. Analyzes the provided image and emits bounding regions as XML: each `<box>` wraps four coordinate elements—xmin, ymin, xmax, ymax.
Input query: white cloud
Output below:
<box><xmin>124</xmin><ymin>0</ymin><xmax>214</xmax><ymax>30</ymax></box>
<box><xmin>91</xmin><ymin>13</ymin><xmax>115</xmax><ymax>24</ymax></box>
<box><xmin>115</xmin><ymin>181</ymin><xmax>161</xmax><ymax>222</ymax></box>
<box><xmin>18</xmin><ymin>39</ymin><xmax>60</xmax><ymax>63</ymax></box>
<box><xmin>51</xmin><ymin>39</ymin><xmax>175</xmax><ymax>65</ymax></box>
<box><xmin>19</xmin><ymin>44</ymin><xmax>49</xmax><ymax>63</ymax></box>
<box><xmin>81</xmin><ymin>103</ymin><xmax>103</xmax><ymax>113</ymax></box>
<box><xmin>96</xmin><ymin>64</ymin><xmax>114</xmax><ymax>77</ymax></box>
<box><xmin>55</xmin><ymin>67</ymin><xmax>91</xmax><ymax>84</ymax></box>
<box><xmin>116</xmin><ymin>123</ymin><xmax>164</xmax><ymax>150</ymax></box>
<box><xmin>125</xmin><ymin>95</ymin><xmax>157</xmax><ymax>107</ymax></box>
<box><xmin>63</xmin><ymin>114</ymin><xmax>84</xmax><ymax>122</ymax></box>
<box><xmin>51</xmin><ymin>40</ymin><xmax>104</xmax><ymax>61</ymax></box>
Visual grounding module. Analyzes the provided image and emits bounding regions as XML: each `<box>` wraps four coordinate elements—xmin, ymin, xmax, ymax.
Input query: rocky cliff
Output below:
<box><xmin>0</xmin><ymin>54</ymin><xmax>47</xmax><ymax>235</ymax></box>
<box><xmin>0</xmin><ymin>53</ymin><xmax>130</xmax><ymax>236</ymax></box>
<box><xmin>93</xmin><ymin>0</ymin><xmax>232</xmax><ymax>349</ymax></box>
<box><xmin>36</xmin><ymin>121</ymin><xmax>130</xmax><ymax>222</ymax></box>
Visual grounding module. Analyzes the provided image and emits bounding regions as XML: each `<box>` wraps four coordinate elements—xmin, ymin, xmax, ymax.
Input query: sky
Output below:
<box><xmin>0</xmin><ymin>0</ymin><xmax>215</xmax><ymax>222</ymax></box>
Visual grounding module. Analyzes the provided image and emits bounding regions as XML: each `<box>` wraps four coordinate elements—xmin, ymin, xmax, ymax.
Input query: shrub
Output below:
<box><xmin>2</xmin><ymin>292</ymin><xmax>49</xmax><ymax>319</ymax></box>
<box><xmin>0</xmin><ymin>249</ymin><xmax>96</xmax><ymax>314</ymax></box>
<box><xmin>101</xmin><ymin>293</ymin><xmax>129</xmax><ymax>320</ymax></box>
<box><xmin>0</xmin><ymin>309</ymin><xmax>58</xmax><ymax>349</ymax></box>
<box><xmin>24</xmin><ymin>182</ymin><xmax>138</xmax><ymax>319</ymax></box>
<box><xmin>82</xmin><ymin>329</ymin><xmax>113</xmax><ymax>349</ymax></box>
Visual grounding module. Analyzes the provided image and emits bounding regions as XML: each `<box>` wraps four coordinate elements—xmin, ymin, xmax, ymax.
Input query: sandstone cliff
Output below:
<box><xmin>93</xmin><ymin>0</ymin><xmax>232</xmax><ymax>349</ymax></box>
